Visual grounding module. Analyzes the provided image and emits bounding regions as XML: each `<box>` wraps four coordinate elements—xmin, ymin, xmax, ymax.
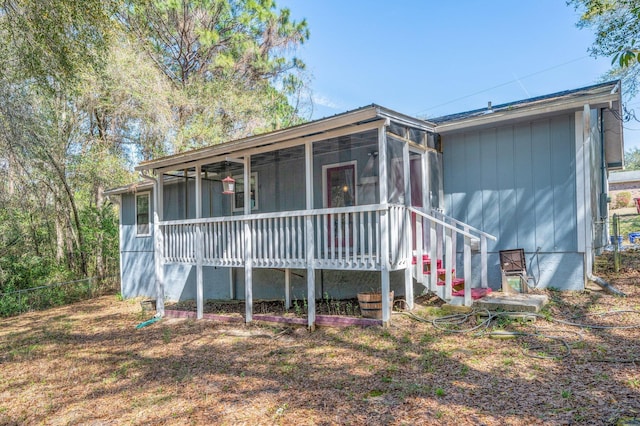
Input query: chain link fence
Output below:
<box><xmin>0</xmin><ymin>275</ymin><xmax>119</xmax><ymax>318</ymax></box>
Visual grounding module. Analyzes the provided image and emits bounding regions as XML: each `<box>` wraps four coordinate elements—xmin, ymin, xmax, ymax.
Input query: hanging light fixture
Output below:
<box><xmin>222</xmin><ymin>175</ymin><xmax>235</xmax><ymax>194</ymax></box>
<box><xmin>222</xmin><ymin>161</ymin><xmax>235</xmax><ymax>194</ymax></box>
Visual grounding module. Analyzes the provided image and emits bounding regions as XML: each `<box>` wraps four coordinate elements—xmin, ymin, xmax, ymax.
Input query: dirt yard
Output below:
<box><xmin>1</xmin><ymin>256</ymin><xmax>639</xmax><ymax>425</ymax></box>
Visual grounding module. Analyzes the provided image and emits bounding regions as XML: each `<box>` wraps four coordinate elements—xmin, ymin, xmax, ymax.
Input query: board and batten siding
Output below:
<box><xmin>120</xmin><ymin>192</ymin><xmax>156</xmax><ymax>298</ymax></box>
<box><xmin>442</xmin><ymin>113</ymin><xmax>585</xmax><ymax>290</ymax></box>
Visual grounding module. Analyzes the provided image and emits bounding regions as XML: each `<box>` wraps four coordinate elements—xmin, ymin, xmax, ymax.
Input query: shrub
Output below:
<box><xmin>615</xmin><ymin>191</ymin><xmax>632</xmax><ymax>209</ymax></box>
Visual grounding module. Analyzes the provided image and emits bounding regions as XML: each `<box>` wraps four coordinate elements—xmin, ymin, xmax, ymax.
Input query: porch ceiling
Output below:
<box><xmin>199</xmin><ymin>145</ymin><xmax>306</xmax><ymax>175</ymax></box>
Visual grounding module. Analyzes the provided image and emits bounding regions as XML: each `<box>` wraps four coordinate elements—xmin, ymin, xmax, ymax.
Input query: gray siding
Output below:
<box><xmin>443</xmin><ymin>114</ymin><xmax>582</xmax><ymax>289</ymax></box>
<box><xmin>164</xmin><ymin>265</ymin><xmax>232</xmax><ymax>301</ymax></box>
<box><xmin>233</xmin><ymin>269</ymin><xmax>412</xmax><ymax>301</ymax></box>
<box><xmin>120</xmin><ymin>192</ymin><xmax>155</xmax><ymax>298</ymax></box>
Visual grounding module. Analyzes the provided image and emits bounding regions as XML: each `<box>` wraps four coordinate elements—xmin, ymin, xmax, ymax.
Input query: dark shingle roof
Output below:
<box><xmin>429</xmin><ymin>81</ymin><xmax>620</xmax><ymax>124</ymax></box>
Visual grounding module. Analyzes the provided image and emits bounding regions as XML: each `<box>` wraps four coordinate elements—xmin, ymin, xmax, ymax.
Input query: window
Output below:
<box><xmin>136</xmin><ymin>193</ymin><xmax>151</xmax><ymax>236</ymax></box>
<box><xmin>232</xmin><ymin>172</ymin><xmax>258</xmax><ymax>212</ymax></box>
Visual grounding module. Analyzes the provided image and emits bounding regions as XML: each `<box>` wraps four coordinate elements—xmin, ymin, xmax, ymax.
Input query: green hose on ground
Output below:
<box><xmin>135</xmin><ymin>316</ymin><xmax>161</xmax><ymax>329</ymax></box>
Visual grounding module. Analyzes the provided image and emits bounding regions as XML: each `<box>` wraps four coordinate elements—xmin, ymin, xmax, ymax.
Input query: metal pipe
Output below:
<box><xmin>587</xmin><ymin>272</ymin><xmax>626</xmax><ymax>297</ymax></box>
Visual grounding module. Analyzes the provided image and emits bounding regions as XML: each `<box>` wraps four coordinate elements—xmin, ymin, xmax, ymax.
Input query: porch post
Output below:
<box><xmin>154</xmin><ymin>172</ymin><xmax>165</xmax><ymax>316</ymax></box>
<box><xmin>403</xmin><ymin>140</ymin><xmax>413</xmax><ymax>310</ymax></box>
<box><xmin>305</xmin><ymin>141</ymin><xmax>316</xmax><ymax>330</ymax></box>
<box><xmin>284</xmin><ymin>268</ymin><xmax>291</xmax><ymax>310</ymax></box>
<box><xmin>429</xmin><ymin>221</ymin><xmax>438</xmax><ymax>292</ymax></box>
<box><xmin>195</xmin><ymin>165</ymin><xmax>204</xmax><ymax>319</ymax></box>
<box><xmin>463</xmin><ymin>236</ymin><xmax>472</xmax><ymax>306</ymax></box>
<box><xmin>378</xmin><ymin>122</ymin><xmax>391</xmax><ymax>326</ymax></box>
<box><xmin>244</xmin><ymin>155</ymin><xmax>253</xmax><ymax>323</ymax></box>
<box><xmin>580</xmin><ymin>105</ymin><xmax>593</xmax><ymax>281</ymax></box>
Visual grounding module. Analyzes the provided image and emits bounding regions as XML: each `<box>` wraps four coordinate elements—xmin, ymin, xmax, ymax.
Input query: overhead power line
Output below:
<box><xmin>415</xmin><ymin>56</ymin><xmax>593</xmax><ymax>117</ymax></box>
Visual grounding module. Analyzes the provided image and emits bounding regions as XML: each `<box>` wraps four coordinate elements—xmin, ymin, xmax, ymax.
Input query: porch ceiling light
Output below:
<box><xmin>222</xmin><ymin>175</ymin><xmax>236</xmax><ymax>194</ymax></box>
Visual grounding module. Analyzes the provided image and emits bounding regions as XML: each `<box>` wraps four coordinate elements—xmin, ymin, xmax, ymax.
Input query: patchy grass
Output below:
<box><xmin>610</xmin><ymin>208</ymin><xmax>640</xmax><ymax>241</ymax></box>
<box><xmin>0</xmin><ymin>265</ymin><xmax>639</xmax><ymax>425</ymax></box>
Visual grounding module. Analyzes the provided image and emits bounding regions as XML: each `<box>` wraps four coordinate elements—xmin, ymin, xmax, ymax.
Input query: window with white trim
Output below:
<box><xmin>136</xmin><ymin>193</ymin><xmax>151</xmax><ymax>236</ymax></box>
<box><xmin>232</xmin><ymin>172</ymin><xmax>258</xmax><ymax>212</ymax></box>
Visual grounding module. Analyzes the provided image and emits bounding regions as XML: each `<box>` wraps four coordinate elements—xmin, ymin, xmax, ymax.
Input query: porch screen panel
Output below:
<box><xmin>386</xmin><ymin>135</ymin><xmax>405</xmax><ymax>204</ymax></box>
<box><xmin>313</xmin><ymin>129</ymin><xmax>379</xmax><ymax>208</ymax></box>
<box><xmin>428</xmin><ymin>151</ymin><xmax>443</xmax><ymax>210</ymax></box>
<box><xmin>251</xmin><ymin>145</ymin><xmax>306</xmax><ymax>214</ymax></box>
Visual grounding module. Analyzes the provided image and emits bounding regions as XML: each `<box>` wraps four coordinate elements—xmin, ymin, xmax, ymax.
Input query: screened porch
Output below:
<box><xmin>137</xmin><ymin>106</ymin><xmax>494</xmax><ymax>327</ymax></box>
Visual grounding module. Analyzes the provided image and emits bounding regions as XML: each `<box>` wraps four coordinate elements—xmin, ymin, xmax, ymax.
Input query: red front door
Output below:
<box><xmin>326</xmin><ymin>164</ymin><xmax>356</xmax><ymax>248</ymax></box>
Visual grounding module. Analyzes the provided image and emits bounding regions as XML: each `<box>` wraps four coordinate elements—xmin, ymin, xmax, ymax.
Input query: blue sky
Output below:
<box><xmin>278</xmin><ymin>0</ymin><xmax>640</xmax><ymax>151</ymax></box>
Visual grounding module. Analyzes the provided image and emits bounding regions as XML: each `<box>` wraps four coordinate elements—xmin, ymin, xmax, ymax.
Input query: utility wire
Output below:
<box><xmin>415</xmin><ymin>56</ymin><xmax>593</xmax><ymax>116</ymax></box>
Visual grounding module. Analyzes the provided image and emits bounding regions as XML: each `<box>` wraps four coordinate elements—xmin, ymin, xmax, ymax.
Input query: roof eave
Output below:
<box><xmin>135</xmin><ymin>106</ymin><xmax>383</xmax><ymax>172</ymax></box>
<box><xmin>103</xmin><ymin>181</ymin><xmax>154</xmax><ymax>196</ymax></box>
<box><xmin>434</xmin><ymin>90</ymin><xmax>621</xmax><ymax>134</ymax></box>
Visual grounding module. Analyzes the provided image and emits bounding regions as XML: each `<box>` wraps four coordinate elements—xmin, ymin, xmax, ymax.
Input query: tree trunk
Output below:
<box><xmin>55</xmin><ymin>205</ymin><xmax>66</xmax><ymax>263</ymax></box>
<box><xmin>7</xmin><ymin>151</ymin><xmax>15</xmax><ymax>197</ymax></box>
<box><xmin>28</xmin><ymin>213</ymin><xmax>41</xmax><ymax>257</ymax></box>
<box><xmin>47</xmin><ymin>152</ymin><xmax>88</xmax><ymax>276</ymax></box>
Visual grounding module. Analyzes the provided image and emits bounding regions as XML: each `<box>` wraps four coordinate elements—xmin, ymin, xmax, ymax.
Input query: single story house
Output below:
<box><xmin>609</xmin><ymin>170</ymin><xmax>640</xmax><ymax>208</ymax></box>
<box><xmin>106</xmin><ymin>81</ymin><xmax>624</xmax><ymax>327</ymax></box>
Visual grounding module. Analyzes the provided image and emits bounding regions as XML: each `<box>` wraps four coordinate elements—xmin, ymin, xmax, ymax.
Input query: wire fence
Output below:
<box><xmin>610</xmin><ymin>212</ymin><xmax>640</xmax><ymax>247</ymax></box>
<box><xmin>0</xmin><ymin>275</ymin><xmax>119</xmax><ymax>318</ymax></box>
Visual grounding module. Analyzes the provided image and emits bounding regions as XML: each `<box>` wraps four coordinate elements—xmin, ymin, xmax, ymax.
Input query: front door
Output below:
<box><xmin>325</xmin><ymin>162</ymin><xmax>356</xmax><ymax>248</ymax></box>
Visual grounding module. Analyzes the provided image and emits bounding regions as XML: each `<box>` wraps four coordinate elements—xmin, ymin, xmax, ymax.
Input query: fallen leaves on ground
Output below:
<box><xmin>0</xmin><ymin>264</ymin><xmax>639</xmax><ymax>425</ymax></box>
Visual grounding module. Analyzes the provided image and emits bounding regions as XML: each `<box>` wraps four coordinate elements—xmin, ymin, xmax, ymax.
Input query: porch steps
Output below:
<box><xmin>445</xmin><ymin>288</ymin><xmax>493</xmax><ymax>306</ymax></box>
<box><xmin>412</xmin><ymin>254</ymin><xmax>493</xmax><ymax>305</ymax></box>
<box><xmin>412</xmin><ymin>254</ymin><xmax>464</xmax><ymax>291</ymax></box>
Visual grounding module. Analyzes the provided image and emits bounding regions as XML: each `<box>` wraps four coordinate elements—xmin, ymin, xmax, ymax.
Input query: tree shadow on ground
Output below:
<box><xmin>0</xmin><ymin>294</ymin><xmax>638</xmax><ymax>425</ymax></box>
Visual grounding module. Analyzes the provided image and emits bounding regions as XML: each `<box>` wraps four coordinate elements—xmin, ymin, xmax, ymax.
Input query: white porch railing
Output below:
<box><xmin>160</xmin><ymin>204</ymin><xmax>496</xmax><ymax>306</ymax></box>
<box><xmin>160</xmin><ymin>204</ymin><xmax>395</xmax><ymax>271</ymax></box>
<box><xmin>409</xmin><ymin>207</ymin><xmax>497</xmax><ymax>306</ymax></box>
<box><xmin>430</xmin><ymin>208</ymin><xmax>497</xmax><ymax>291</ymax></box>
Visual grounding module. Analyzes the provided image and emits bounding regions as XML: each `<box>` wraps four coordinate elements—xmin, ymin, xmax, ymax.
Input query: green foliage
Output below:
<box><xmin>0</xmin><ymin>277</ymin><xmax>113</xmax><ymax>317</ymax></box>
<box><xmin>625</xmin><ymin>147</ymin><xmax>640</xmax><ymax>170</ymax></box>
<box><xmin>611</xmin><ymin>213</ymin><xmax>640</xmax><ymax>239</ymax></box>
<box><xmin>615</xmin><ymin>191</ymin><xmax>632</xmax><ymax>208</ymax></box>
<box><xmin>0</xmin><ymin>0</ymin><xmax>311</xmax><ymax>296</ymax></box>
<box><xmin>121</xmin><ymin>0</ymin><xmax>311</xmax><ymax>150</ymax></box>
<box><xmin>0</xmin><ymin>0</ymin><xmax>117</xmax><ymax>88</ymax></box>
<box><xmin>0</xmin><ymin>289</ymin><xmax>29</xmax><ymax>317</ymax></box>
<box><xmin>570</xmin><ymin>0</ymin><xmax>640</xmax><ymax>95</ymax></box>
<box><xmin>123</xmin><ymin>0</ymin><xmax>309</xmax><ymax>86</ymax></box>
